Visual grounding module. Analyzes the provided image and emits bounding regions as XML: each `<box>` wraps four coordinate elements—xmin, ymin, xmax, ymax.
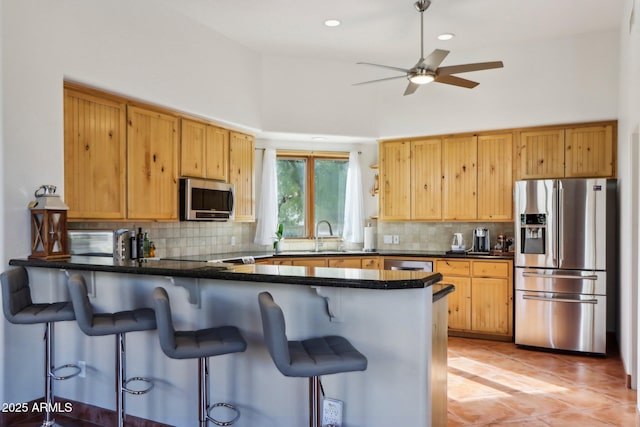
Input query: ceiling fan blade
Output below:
<box><xmin>419</xmin><ymin>49</ymin><xmax>450</xmax><ymax>70</ymax></box>
<box><xmin>353</xmin><ymin>75</ymin><xmax>407</xmax><ymax>86</ymax></box>
<box><xmin>437</xmin><ymin>61</ymin><xmax>504</xmax><ymax>76</ymax></box>
<box><xmin>403</xmin><ymin>82</ymin><xmax>420</xmax><ymax>96</ymax></box>
<box><xmin>357</xmin><ymin>62</ymin><xmax>410</xmax><ymax>74</ymax></box>
<box><xmin>435</xmin><ymin>75</ymin><xmax>479</xmax><ymax>89</ymax></box>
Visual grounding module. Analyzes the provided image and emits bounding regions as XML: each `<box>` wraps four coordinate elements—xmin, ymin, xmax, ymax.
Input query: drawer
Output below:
<box><xmin>361</xmin><ymin>257</ymin><xmax>380</xmax><ymax>270</ymax></box>
<box><xmin>328</xmin><ymin>258</ymin><xmax>361</xmax><ymax>268</ymax></box>
<box><xmin>436</xmin><ymin>259</ymin><xmax>470</xmax><ymax>276</ymax></box>
<box><xmin>472</xmin><ymin>261</ymin><xmax>511</xmax><ymax>278</ymax></box>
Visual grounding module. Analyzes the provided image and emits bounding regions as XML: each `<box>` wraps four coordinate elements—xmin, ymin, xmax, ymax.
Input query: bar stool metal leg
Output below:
<box><xmin>43</xmin><ymin>322</ymin><xmax>55</xmax><ymax>427</ymax></box>
<box><xmin>116</xmin><ymin>333</ymin><xmax>125</xmax><ymax>427</ymax></box>
<box><xmin>309</xmin><ymin>376</ymin><xmax>321</xmax><ymax>427</ymax></box>
<box><xmin>42</xmin><ymin>322</ymin><xmax>81</xmax><ymax>427</ymax></box>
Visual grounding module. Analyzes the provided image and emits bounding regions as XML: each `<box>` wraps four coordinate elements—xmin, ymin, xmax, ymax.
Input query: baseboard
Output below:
<box><xmin>0</xmin><ymin>397</ymin><xmax>172</xmax><ymax>427</ymax></box>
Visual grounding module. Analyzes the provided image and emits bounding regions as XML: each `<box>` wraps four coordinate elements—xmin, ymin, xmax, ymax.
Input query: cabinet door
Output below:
<box><xmin>229</xmin><ymin>132</ymin><xmax>255</xmax><ymax>221</ymax></box>
<box><xmin>477</xmin><ymin>133</ymin><xmax>513</xmax><ymax>220</ymax></box>
<box><xmin>380</xmin><ymin>141</ymin><xmax>411</xmax><ymax>220</ymax></box>
<box><xmin>127</xmin><ymin>106</ymin><xmax>179</xmax><ymax>220</ymax></box>
<box><xmin>565</xmin><ymin>124</ymin><xmax>614</xmax><ymax>178</ymax></box>
<box><xmin>328</xmin><ymin>258</ymin><xmax>362</xmax><ymax>268</ymax></box>
<box><xmin>412</xmin><ymin>139</ymin><xmax>442</xmax><ymax>220</ymax></box>
<box><xmin>445</xmin><ymin>276</ymin><xmax>471</xmax><ymax>330</ymax></box>
<box><xmin>180</xmin><ymin>119</ymin><xmax>206</xmax><ymax>178</ymax></box>
<box><xmin>442</xmin><ymin>136</ymin><xmax>477</xmax><ymax>220</ymax></box>
<box><xmin>64</xmin><ymin>88</ymin><xmax>127</xmax><ymax>219</ymax></box>
<box><xmin>471</xmin><ymin>277</ymin><xmax>511</xmax><ymax>334</ymax></box>
<box><xmin>205</xmin><ymin>126</ymin><xmax>229</xmax><ymax>181</ymax></box>
<box><xmin>517</xmin><ymin>129</ymin><xmax>565</xmax><ymax>179</ymax></box>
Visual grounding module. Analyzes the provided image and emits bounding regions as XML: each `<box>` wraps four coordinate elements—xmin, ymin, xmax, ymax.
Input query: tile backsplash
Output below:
<box><xmin>69</xmin><ymin>221</ymin><xmax>269</xmax><ymax>258</ymax></box>
<box><xmin>375</xmin><ymin>221</ymin><xmax>515</xmax><ymax>252</ymax></box>
<box><xmin>70</xmin><ymin>220</ymin><xmax>515</xmax><ymax>257</ymax></box>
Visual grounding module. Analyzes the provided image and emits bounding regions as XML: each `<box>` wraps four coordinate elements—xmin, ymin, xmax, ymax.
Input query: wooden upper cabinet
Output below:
<box><xmin>517</xmin><ymin>123</ymin><xmax>616</xmax><ymax>179</ymax></box>
<box><xmin>64</xmin><ymin>88</ymin><xmax>127</xmax><ymax>220</ymax></box>
<box><xmin>516</xmin><ymin>129</ymin><xmax>565</xmax><ymax>179</ymax></box>
<box><xmin>380</xmin><ymin>141</ymin><xmax>411</xmax><ymax>220</ymax></box>
<box><xmin>442</xmin><ymin>135</ymin><xmax>477</xmax><ymax>220</ymax></box>
<box><xmin>477</xmin><ymin>133</ymin><xmax>513</xmax><ymax>221</ymax></box>
<box><xmin>180</xmin><ymin>119</ymin><xmax>206</xmax><ymax>178</ymax></box>
<box><xmin>565</xmin><ymin>124</ymin><xmax>614</xmax><ymax>178</ymax></box>
<box><xmin>229</xmin><ymin>132</ymin><xmax>255</xmax><ymax>221</ymax></box>
<box><xmin>180</xmin><ymin>118</ymin><xmax>229</xmax><ymax>181</ymax></box>
<box><xmin>412</xmin><ymin>139</ymin><xmax>442</xmax><ymax>220</ymax></box>
<box><xmin>127</xmin><ymin>106</ymin><xmax>179</xmax><ymax>220</ymax></box>
<box><xmin>205</xmin><ymin>125</ymin><xmax>230</xmax><ymax>181</ymax></box>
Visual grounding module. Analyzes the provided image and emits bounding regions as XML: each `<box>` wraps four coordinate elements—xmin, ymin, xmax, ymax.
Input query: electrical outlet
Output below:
<box><xmin>321</xmin><ymin>397</ymin><xmax>343</xmax><ymax>427</ymax></box>
<box><xmin>230</xmin><ymin>236</ymin><xmax>236</xmax><ymax>246</ymax></box>
<box><xmin>393</xmin><ymin>235</ymin><xmax>400</xmax><ymax>244</ymax></box>
<box><xmin>383</xmin><ymin>235</ymin><xmax>393</xmax><ymax>244</ymax></box>
<box><xmin>78</xmin><ymin>360</ymin><xmax>86</xmax><ymax>378</ymax></box>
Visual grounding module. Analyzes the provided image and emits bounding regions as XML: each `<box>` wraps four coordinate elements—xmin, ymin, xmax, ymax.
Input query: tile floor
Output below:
<box><xmin>448</xmin><ymin>337</ymin><xmax>638</xmax><ymax>426</ymax></box>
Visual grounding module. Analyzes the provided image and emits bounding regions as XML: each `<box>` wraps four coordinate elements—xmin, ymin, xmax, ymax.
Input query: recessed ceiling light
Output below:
<box><xmin>312</xmin><ymin>136</ymin><xmax>326</xmax><ymax>141</ymax></box>
<box><xmin>437</xmin><ymin>33</ymin><xmax>455</xmax><ymax>41</ymax></box>
<box><xmin>324</xmin><ymin>19</ymin><xmax>341</xmax><ymax>27</ymax></box>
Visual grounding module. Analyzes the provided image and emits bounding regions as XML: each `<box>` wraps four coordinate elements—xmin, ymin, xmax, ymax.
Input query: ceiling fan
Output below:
<box><xmin>354</xmin><ymin>0</ymin><xmax>504</xmax><ymax>96</ymax></box>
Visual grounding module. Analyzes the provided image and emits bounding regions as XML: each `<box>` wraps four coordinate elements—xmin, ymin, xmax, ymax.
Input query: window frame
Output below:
<box><xmin>276</xmin><ymin>150</ymin><xmax>349</xmax><ymax>239</ymax></box>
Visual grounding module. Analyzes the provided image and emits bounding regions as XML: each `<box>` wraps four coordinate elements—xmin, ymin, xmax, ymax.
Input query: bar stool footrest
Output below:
<box><xmin>207</xmin><ymin>402</ymin><xmax>240</xmax><ymax>426</ymax></box>
<box><xmin>123</xmin><ymin>377</ymin><xmax>154</xmax><ymax>395</ymax></box>
<box><xmin>51</xmin><ymin>363</ymin><xmax>82</xmax><ymax>381</ymax></box>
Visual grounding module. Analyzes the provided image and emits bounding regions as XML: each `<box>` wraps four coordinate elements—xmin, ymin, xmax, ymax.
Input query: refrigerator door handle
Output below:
<box><xmin>557</xmin><ymin>181</ymin><xmax>563</xmax><ymax>265</ymax></box>
<box><xmin>522</xmin><ymin>294</ymin><xmax>598</xmax><ymax>304</ymax></box>
<box><xmin>521</xmin><ymin>271</ymin><xmax>599</xmax><ymax>280</ymax></box>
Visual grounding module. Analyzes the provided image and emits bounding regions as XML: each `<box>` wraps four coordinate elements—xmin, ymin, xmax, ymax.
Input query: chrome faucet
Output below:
<box><xmin>314</xmin><ymin>220</ymin><xmax>333</xmax><ymax>252</ymax></box>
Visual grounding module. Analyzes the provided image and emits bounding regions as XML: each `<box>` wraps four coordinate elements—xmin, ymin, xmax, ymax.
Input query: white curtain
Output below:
<box><xmin>342</xmin><ymin>151</ymin><xmax>364</xmax><ymax>243</ymax></box>
<box><xmin>254</xmin><ymin>148</ymin><xmax>279</xmax><ymax>245</ymax></box>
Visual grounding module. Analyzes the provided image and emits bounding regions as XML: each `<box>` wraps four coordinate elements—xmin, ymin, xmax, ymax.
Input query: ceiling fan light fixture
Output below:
<box><xmin>409</xmin><ymin>74</ymin><xmax>435</xmax><ymax>85</ymax></box>
<box><xmin>437</xmin><ymin>32</ymin><xmax>455</xmax><ymax>41</ymax></box>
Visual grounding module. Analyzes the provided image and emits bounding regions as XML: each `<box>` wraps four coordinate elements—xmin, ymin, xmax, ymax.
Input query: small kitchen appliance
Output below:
<box><xmin>451</xmin><ymin>233</ymin><xmax>465</xmax><ymax>252</ymax></box>
<box><xmin>472</xmin><ymin>228</ymin><xmax>490</xmax><ymax>252</ymax></box>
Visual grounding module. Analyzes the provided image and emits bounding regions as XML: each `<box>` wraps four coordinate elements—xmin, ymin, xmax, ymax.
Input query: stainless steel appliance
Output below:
<box><xmin>472</xmin><ymin>227</ymin><xmax>490</xmax><ymax>252</ymax></box>
<box><xmin>514</xmin><ymin>178</ymin><xmax>616</xmax><ymax>354</ymax></box>
<box><xmin>383</xmin><ymin>259</ymin><xmax>433</xmax><ymax>272</ymax></box>
<box><xmin>180</xmin><ymin>178</ymin><xmax>234</xmax><ymax>221</ymax></box>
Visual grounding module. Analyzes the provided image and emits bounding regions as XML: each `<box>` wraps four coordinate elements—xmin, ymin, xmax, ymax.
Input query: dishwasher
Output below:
<box><xmin>383</xmin><ymin>259</ymin><xmax>433</xmax><ymax>272</ymax></box>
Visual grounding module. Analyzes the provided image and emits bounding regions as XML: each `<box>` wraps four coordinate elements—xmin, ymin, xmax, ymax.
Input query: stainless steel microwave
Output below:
<box><xmin>179</xmin><ymin>178</ymin><xmax>234</xmax><ymax>221</ymax></box>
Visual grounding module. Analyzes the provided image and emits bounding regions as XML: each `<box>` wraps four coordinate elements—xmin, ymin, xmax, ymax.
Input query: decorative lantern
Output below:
<box><xmin>29</xmin><ymin>185</ymin><xmax>70</xmax><ymax>260</ymax></box>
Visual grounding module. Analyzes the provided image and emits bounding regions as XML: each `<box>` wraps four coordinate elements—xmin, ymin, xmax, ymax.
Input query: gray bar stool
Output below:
<box><xmin>1</xmin><ymin>267</ymin><xmax>81</xmax><ymax>427</ymax></box>
<box><xmin>153</xmin><ymin>287</ymin><xmax>247</xmax><ymax>427</ymax></box>
<box><xmin>257</xmin><ymin>292</ymin><xmax>368</xmax><ymax>427</ymax></box>
<box><xmin>67</xmin><ymin>274</ymin><xmax>156</xmax><ymax>427</ymax></box>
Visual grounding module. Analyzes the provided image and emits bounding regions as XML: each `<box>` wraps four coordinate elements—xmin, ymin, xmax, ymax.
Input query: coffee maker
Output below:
<box><xmin>472</xmin><ymin>227</ymin><xmax>490</xmax><ymax>252</ymax></box>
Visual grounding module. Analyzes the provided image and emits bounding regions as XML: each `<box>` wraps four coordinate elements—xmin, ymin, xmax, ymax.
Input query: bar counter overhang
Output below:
<box><xmin>5</xmin><ymin>257</ymin><xmax>451</xmax><ymax>427</ymax></box>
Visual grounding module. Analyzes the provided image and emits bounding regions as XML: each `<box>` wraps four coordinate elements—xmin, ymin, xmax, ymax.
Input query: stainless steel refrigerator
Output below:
<box><xmin>514</xmin><ymin>178</ymin><xmax>617</xmax><ymax>354</ymax></box>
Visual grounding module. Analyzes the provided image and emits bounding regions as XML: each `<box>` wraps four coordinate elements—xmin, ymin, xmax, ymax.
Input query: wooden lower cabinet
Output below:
<box><xmin>292</xmin><ymin>258</ymin><xmax>328</xmax><ymax>267</ymax></box>
<box><xmin>361</xmin><ymin>257</ymin><xmax>380</xmax><ymax>270</ymax></box>
<box><xmin>444</xmin><ymin>276</ymin><xmax>471</xmax><ymax>330</ymax></box>
<box><xmin>328</xmin><ymin>258</ymin><xmax>362</xmax><ymax>268</ymax></box>
<box><xmin>438</xmin><ymin>258</ymin><xmax>513</xmax><ymax>340</ymax></box>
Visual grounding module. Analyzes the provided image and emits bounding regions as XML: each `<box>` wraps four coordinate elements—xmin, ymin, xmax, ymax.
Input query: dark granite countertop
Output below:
<box><xmin>9</xmin><ymin>257</ymin><xmax>443</xmax><ymax>291</ymax></box>
<box><xmin>164</xmin><ymin>250</ymin><xmax>515</xmax><ymax>263</ymax></box>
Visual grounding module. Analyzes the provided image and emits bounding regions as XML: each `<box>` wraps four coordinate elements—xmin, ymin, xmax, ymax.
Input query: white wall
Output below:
<box><xmin>0</xmin><ymin>0</ymin><xmax>5</xmax><ymax>405</ymax></box>
<box><xmin>618</xmin><ymin>0</ymin><xmax>640</xmax><ymax>394</ymax></box>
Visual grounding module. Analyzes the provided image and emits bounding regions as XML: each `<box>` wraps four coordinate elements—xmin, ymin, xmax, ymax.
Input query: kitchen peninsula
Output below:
<box><xmin>9</xmin><ymin>257</ymin><xmax>450</xmax><ymax>427</ymax></box>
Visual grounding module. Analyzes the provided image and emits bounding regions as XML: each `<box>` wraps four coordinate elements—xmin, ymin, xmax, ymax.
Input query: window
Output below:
<box><xmin>276</xmin><ymin>153</ymin><xmax>348</xmax><ymax>239</ymax></box>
